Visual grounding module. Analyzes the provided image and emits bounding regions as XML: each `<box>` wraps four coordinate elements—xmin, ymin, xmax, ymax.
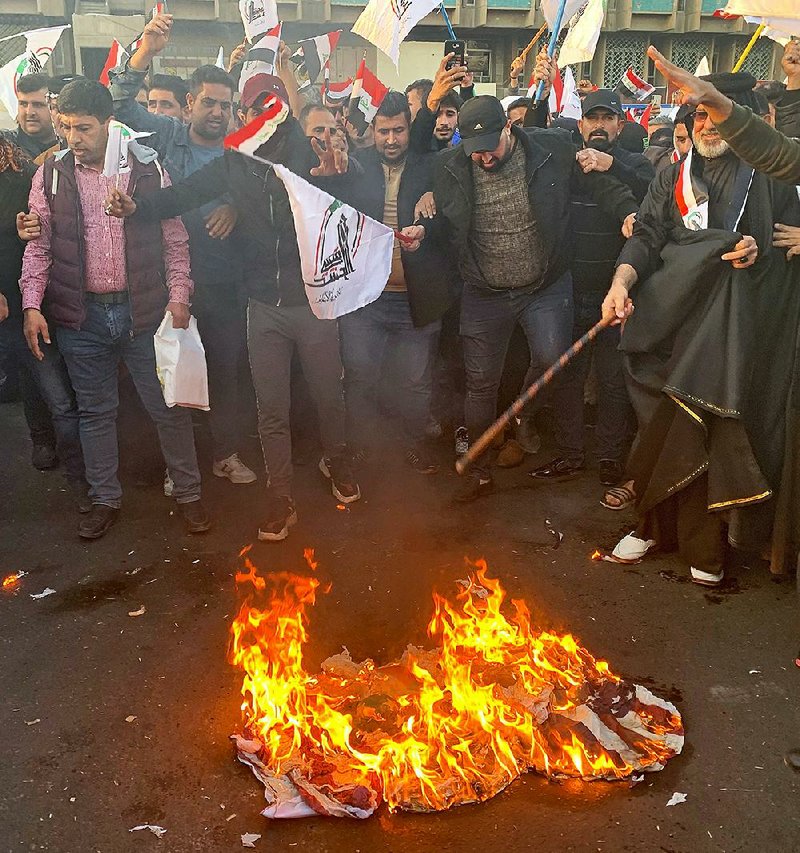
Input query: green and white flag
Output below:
<box><xmin>273</xmin><ymin>163</ymin><xmax>394</xmax><ymax>319</ymax></box>
<box><xmin>0</xmin><ymin>25</ymin><xmax>70</xmax><ymax>117</ymax></box>
<box><xmin>103</xmin><ymin>120</ymin><xmax>152</xmax><ymax>177</ymax></box>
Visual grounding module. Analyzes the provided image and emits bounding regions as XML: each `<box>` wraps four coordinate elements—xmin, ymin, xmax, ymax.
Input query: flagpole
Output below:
<box><xmin>518</xmin><ymin>23</ymin><xmax>548</xmax><ymax>65</ymax></box>
<box><xmin>535</xmin><ymin>0</ymin><xmax>568</xmax><ymax>103</ymax></box>
<box><xmin>439</xmin><ymin>2</ymin><xmax>457</xmax><ymax>41</ymax></box>
<box><xmin>732</xmin><ymin>22</ymin><xmax>765</xmax><ymax>73</ymax></box>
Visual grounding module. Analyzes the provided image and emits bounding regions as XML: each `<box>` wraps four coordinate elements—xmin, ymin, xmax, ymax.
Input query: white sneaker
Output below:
<box><xmin>610</xmin><ymin>532</ymin><xmax>656</xmax><ymax>563</ymax></box>
<box><xmin>690</xmin><ymin>566</ymin><xmax>724</xmax><ymax>586</ymax></box>
<box><xmin>213</xmin><ymin>453</ymin><xmax>257</xmax><ymax>484</ymax></box>
<box><xmin>163</xmin><ymin>469</ymin><xmax>174</xmax><ymax>497</ymax></box>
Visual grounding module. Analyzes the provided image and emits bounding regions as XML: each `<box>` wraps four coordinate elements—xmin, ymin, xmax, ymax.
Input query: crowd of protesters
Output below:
<box><xmin>1</xmin><ymin>12</ymin><xmax>799</xmax><ymax>586</ymax></box>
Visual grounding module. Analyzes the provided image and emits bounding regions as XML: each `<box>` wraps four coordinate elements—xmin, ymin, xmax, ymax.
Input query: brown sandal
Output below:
<box><xmin>601</xmin><ymin>483</ymin><xmax>635</xmax><ymax>511</ymax></box>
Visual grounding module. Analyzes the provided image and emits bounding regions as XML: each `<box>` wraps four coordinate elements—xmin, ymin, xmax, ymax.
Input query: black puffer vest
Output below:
<box><xmin>42</xmin><ymin>152</ymin><xmax>168</xmax><ymax>333</ymax></box>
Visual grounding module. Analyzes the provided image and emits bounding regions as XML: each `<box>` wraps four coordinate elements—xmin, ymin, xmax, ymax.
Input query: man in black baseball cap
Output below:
<box><xmin>429</xmin><ymin>94</ymin><xmax>640</xmax><ymax>502</ymax></box>
<box><xmin>458</xmin><ymin>95</ymin><xmax>511</xmax><ymax>162</ymax></box>
<box><xmin>529</xmin><ymin>86</ymin><xmax>653</xmax><ymax>493</ymax></box>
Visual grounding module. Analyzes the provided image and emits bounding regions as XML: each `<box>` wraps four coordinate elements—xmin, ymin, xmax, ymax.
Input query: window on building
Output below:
<box><xmin>670</xmin><ymin>36</ymin><xmax>713</xmax><ymax>77</ymax></box>
<box><xmin>733</xmin><ymin>38</ymin><xmax>774</xmax><ymax>79</ymax></box>
<box><xmin>466</xmin><ymin>40</ymin><xmax>492</xmax><ymax>82</ymax></box>
<box><xmin>602</xmin><ymin>34</ymin><xmax>647</xmax><ymax>89</ymax></box>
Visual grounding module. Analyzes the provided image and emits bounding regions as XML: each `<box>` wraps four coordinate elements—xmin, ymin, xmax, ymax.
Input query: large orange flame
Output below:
<box><xmin>229</xmin><ymin>555</ymin><xmax>683</xmax><ymax>814</ymax></box>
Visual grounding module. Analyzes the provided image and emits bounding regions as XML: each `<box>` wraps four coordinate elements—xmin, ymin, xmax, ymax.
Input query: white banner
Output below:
<box><xmin>558</xmin><ymin>0</ymin><xmax>606</xmax><ymax>67</ymax></box>
<box><xmin>273</xmin><ymin>163</ymin><xmax>394</xmax><ymax>319</ymax></box>
<box><xmin>238</xmin><ymin>0</ymin><xmax>278</xmax><ymax>42</ymax></box>
<box><xmin>103</xmin><ymin>120</ymin><xmax>152</xmax><ymax>177</ymax></box>
<box><xmin>352</xmin><ymin>0</ymin><xmax>441</xmax><ymax>68</ymax></box>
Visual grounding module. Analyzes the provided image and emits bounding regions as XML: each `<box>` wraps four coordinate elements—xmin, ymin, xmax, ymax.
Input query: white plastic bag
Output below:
<box><xmin>154</xmin><ymin>311</ymin><xmax>210</xmax><ymax>410</ymax></box>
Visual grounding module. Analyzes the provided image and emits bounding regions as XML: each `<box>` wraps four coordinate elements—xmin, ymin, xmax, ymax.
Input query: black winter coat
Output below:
<box><xmin>349</xmin><ymin>147</ymin><xmax>456</xmax><ymax>327</ymax></box>
<box><xmin>433</xmin><ymin>124</ymin><xmax>639</xmax><ymax>293</ymax></box>
<box><xmin>0</xmin><ymin>159</ymin><xmax>35</xmax><ymax>318</ymax></box>
<box><xmin>131</xmin><ymin>119</ymin><xmax>360</xmax><ymax>309</ymax></box>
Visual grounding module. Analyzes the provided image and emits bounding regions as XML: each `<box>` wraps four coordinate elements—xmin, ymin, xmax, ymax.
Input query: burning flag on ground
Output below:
<box><xmin>229</xmin><ymin>556</ymin><xmax>684</xmax><ymax>819</ymax></box>
<box><xmin>347</xmin><ymin>60</ymin><xmax>389</xmax><ymax>137</ymax></box>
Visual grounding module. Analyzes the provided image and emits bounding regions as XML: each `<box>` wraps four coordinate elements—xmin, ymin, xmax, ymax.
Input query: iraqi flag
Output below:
<box><xmin>224</xmin><ymin>93</ymin><xmax>289</xmax><ymax>155</ymax></box>
<box><xmin>239</xmin><ymin>22</ymin><xmax>281</xmax><ymax>93</ymax></box>
<box><xmin>352</xmin><ymin>0</ymin><xmax>441</xmax><ymax>67</ymax></box>
<box><xmin>272</xmin><ymin>163</ymin><xmax>394</xmax><ymax>319</ymax></box>
<box><xmin>324</xmin><ymin>73</ymin><xmax>354</xmax><ymax>105</ymax></box>
<box><xmin>347</xmin><ymin>60</ymin><xmax>388</xmax><ymax>136</ymax></box>
<box><xmin>99</xmin><ymin>39</ymin><xmax>128</xmax><ymax>86</ymax></box>
<box><xmin>674</xmin><ymin>148</ymin><xmax>708</xmax><ymax>231</ymax></box>
<box><xmin>292</xmin><ymin>30</ymin><xmax>341</xmax><ymax>85</ymax></box>
<box><xmin>619</xmin><ymin>67</ymin><xmax>654</xmax><ymax>101</ymax></box>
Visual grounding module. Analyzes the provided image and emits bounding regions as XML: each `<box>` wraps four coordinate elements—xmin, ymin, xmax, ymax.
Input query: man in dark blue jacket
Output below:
<box><xmin>344</xmin><ymin>91</ymin><xmax>456</xmax><ymax>473</ymax></box>
<box><xmin>109</xmin><ymin>13</ymin><xmax>257</xmax><ymax>488</ymax></box>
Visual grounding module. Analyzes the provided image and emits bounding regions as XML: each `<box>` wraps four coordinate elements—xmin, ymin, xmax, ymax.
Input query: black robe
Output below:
<box><xmin>617</xmin><ymin>149</ymin><xmax>800</xmax><ymax>569</ymax></box>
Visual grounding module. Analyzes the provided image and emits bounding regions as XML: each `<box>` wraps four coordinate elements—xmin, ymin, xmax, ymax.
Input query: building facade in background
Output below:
<box><xmin>0</xmin><ymin>0</ymin><xmax>782</xmax><ymax>107</ymax></box>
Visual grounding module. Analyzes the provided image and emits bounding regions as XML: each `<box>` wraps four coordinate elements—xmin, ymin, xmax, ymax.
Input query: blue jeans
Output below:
<box><xmin>339</xmin><ymin>291</ymin><xmax>441</xmax><ymax>449</ymax></box>
<box><xmin>460</xmin><ymin>273</ymin><xmax>578</xmax><ymax>479</ymax></box>
<box><xmin>0</xmin><ymin>315</ymin><xmax>84</xmax><ymax>482</ymax></box>
<box><xmin>558</xmin><ymin>289</ymin><xmax>635</xmax><ymax>463</ymax></box>
<box><xmin>56</xmin><ymin>301</ymin><xmax>201</xmax><ymax>508</ymax></box>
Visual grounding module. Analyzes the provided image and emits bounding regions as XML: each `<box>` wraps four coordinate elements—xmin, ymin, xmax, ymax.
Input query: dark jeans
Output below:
<box><xmin>340</xmin><ymin>291</ymin><xmax>440</xmax><ymax>449</ymax></box>
<box><xmin>431</xmin><ymin>297</ymin><xmax>466</xmax><ymax>429</ymax></box>
<box><xmin>247</xmin><ymin>299</ymin><xmax>346</xmax><ymax>498</ymax></box>
<box><xmin>193</xmin><ymin>296</ymin><xmax>248</xmax><ymax>462</ymax></box>
<box><xmin>460</xmin><ymin>273</ymin><xmax>577</xmax><ymax>480</ymax></box>
<box><xmin>56</xmin><ymin>301</ymin><xmax>202</xmax><ymax>508</ymax></box>
<box><xmin>0</xmin><ymin>315</ymin><xmax>84</xmax><ymax>481</ymax></box>
<box><xmin>558</xmin><ymin>289</ymin><xmax>635</xmax><ymax>464</ymax></box>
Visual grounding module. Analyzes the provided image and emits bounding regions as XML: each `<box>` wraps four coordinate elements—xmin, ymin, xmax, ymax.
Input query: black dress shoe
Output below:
<box><xmin>598</xmin><ymin>459</ymin><xmax>625</xmax><ymax>486</ymax></box>
<box><xmin>452</xmin><ymin>475</ymin><xmax>494</xmax><ymax>504</ymax></box>
<box><xmin>79</xmin><ymin>505</ymin><xmax>119</xmax><ymax>539</ymax></box>
<box><xmin>181</xmin><ymin>500</ymin><xmax>211</xmax><ymax>534</ymax></box>
<box><xmin>529</xmin><ymin>457</ymin><xmax>585</xmax><ymax>481</ymax></box>
<box><xmin>32</xmin><ymin>443</ymin><xmax>57</xmax><ymax>470</ymax></box>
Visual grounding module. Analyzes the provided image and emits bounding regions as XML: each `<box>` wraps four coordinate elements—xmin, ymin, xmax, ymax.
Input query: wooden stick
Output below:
<box><xmin>455</xmin><ymin>316</ymin><xmax>614</xmax><ymax>475</ymax></box>
<box><xmin>732</xmin><ymin>23</ymin><xmax>765</xmax><ymax>73</ymax></box>
<box><xmin>518</xmin><ymin>23</ymin><xmax>548</xmax><ymax>65</ymax></box>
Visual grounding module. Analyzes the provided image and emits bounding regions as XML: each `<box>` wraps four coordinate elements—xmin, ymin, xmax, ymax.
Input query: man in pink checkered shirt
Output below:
<box><xmin>19</xmin><ymin>79</ymin><xmax>211</xmax><ymax>540</ymax></box>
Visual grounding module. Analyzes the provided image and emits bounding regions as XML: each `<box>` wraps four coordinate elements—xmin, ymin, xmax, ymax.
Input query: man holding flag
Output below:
<box><xmin>18</xmin><ymin>79</ymin><xmax>209</xmax><ymax>540</ymax></box>
<box><xmin>104</xmin><ymin>92</ymin><xmax>366</xmax><ymax>542</ymax></box>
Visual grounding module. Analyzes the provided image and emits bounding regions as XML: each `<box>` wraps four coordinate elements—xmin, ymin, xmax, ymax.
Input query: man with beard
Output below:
<box><xmin>602</xmin><ymin>71</ymin><xmax>800</xmax><ymax>585</ymax></box>
<box><xmin>341</xmin><ymin>91</ymin><xmax>455</xmax><ymax>474</ymax></box>
<box><xmin>103</xmin><ymin>93</ymin><xmax>375</xmax><ymax>542</ymax></box>
<box><xmin>530</xmin><ymin>89</ymin><xmax>654</xmax><ymax>491</ymax></box>
<box><xmin>427</xmin><ymin>95</ymin><xmax>640</xmax><ymax>502</ymax></box>
<box><xmin>2</xmin><ymin>74</ymin><xmax>59</xmax><ymax>160</ymax></box>
<box><xmin>108</xmin><ymin>12</ymin><xmax>257</xmax><ymax>488</ymax></box>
